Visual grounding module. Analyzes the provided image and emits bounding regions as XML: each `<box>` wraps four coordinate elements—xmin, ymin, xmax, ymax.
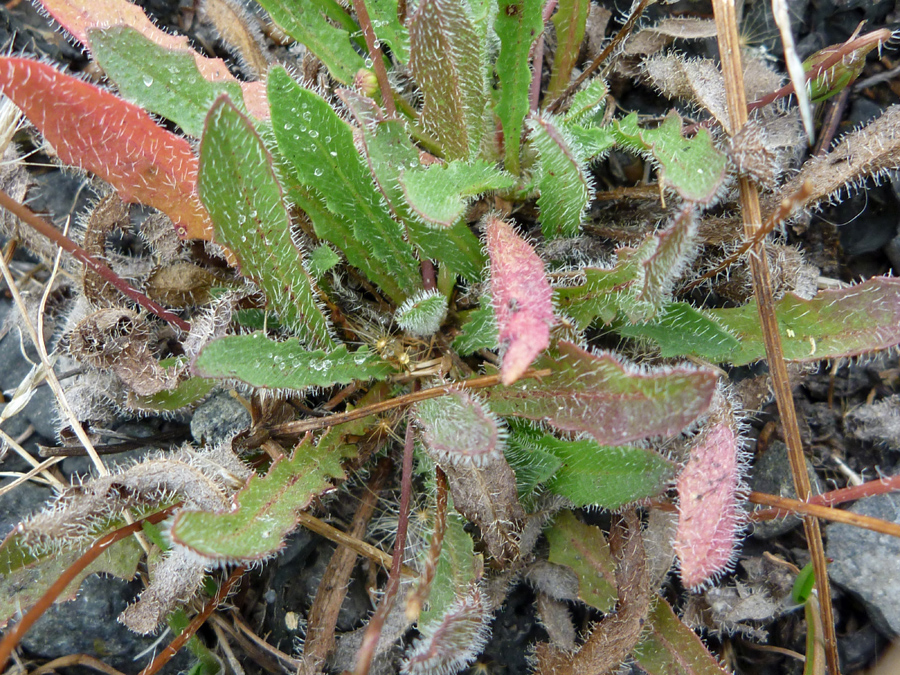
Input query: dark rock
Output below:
<box><xmin>0</xmin><ymin>478</ymin><xmax>51</xmax><ymax>539</ymax></box>
<box><xmin>23</xmin><ymin>385</ymin><xmax>60</xmax><ymax>442</ymax></box>
<box><xmin>748</xmin><ymin>441</ymin><xmax>823</xmax><ymax>539</ymax></box>
<box><xmin>827</xmin><ymin>493</ymin><xmax>900</xmax><ymax>636</ymax></box>
<box><xmin>190</xmin><ymin>391</ymin><xmax>251</xmax><ymax>446</ymax></box>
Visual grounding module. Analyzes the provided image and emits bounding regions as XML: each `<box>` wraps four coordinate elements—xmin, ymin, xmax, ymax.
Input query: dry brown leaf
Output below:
<box><xmin>201</xmin><ymin>0</ymin><xmax>270</xmax><ymax>79</ymax></box>
<box><xmin>81</xmin><ymin>193</ymin><xmax>132</xmax><ymax>308</ymax></box>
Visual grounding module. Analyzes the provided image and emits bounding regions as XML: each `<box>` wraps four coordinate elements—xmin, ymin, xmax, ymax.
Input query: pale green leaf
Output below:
<box><xmin>452</xmin><ymin>299</ymin><xmax>498</xmax><ymax>355</ymax></box>
<box><xmin>396</xmin><ymin>289</ymin><xmax>449</xmax><ymax>337</ymax></box>
<box><xmin>546</xmin><ymin>510</ymin><xmax>616</xmax><ymax>611</ymax></box>
<box><xmin>547</xmin><ymin>0</ymin><xmax>589</xmax><ymax>99</ymax></box>
<box><xmin>564</xmin><ymin>78</ymin><xmax>608</xmax><ymax>125</ymax></box>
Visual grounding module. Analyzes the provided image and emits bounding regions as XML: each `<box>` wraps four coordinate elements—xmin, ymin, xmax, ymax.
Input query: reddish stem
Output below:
<box><xmin>350</xmin><ymin>0</ymin><xmax>397</xmax><ymax>118</ymax></box>
<box><xmin>752</xmin><ymin>474</ymin><xmax>900</xmax><ymax>521</ymax></box>
<box><xmin>0</xmin><ymin>188</ymin><xmax>191</xmax><ymax>332</ymax></box>
<box><xmin>0</xmin><ymin>505</ymin><xmax>180</xmax><ymax>672</ymax></box>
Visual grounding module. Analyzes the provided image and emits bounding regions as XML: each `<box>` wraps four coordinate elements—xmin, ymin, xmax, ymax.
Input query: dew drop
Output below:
<box><xmin>142</xmin><ymin>75</ymin><xmax>154</xmax><ymax>87</ymax></box>
<box><xmin>309</xmin><ymin>129</ymin><xmax>319</xmax><ymax>138</ymax></box>
<box><xmin>313</xmin><ymin>168</ymin><xmax>323</xmax><ymax>176</ymax></box>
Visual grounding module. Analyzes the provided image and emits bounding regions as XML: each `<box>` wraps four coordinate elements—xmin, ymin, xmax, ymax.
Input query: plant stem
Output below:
<box><xmin>752</xmin><ymin>474</ymin><xmax>900</xmax><ymax>519</ymax></box>
<box><xmin>0</xmin><ymin>187</ymin><xmax>190</xmax><ymax>332</ymax></box>
<box><xmin>712</xmin><ymin>1</ymin><xmax>840</xmax><ymax>672</ymax></box>
<box><xmin>350</xmin><ymin>0</ymin><xmax>397</xmax><ymax>118</ymax></box>
<box><xmin>748</xmin><ymin>491</ymin><xmax>900</xmax><ymax>537</ymax></box>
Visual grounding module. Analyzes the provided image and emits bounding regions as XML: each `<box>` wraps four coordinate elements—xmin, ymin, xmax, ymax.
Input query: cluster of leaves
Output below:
<box><xmin>1</xmin><ymin>0</ymin><xmax>900</xmax><ymax>673</ymax></box>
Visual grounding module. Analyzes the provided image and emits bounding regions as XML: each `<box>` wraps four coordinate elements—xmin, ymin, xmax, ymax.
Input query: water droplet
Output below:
<box><xmin>330</xmin><ymin>151</ymin><xmax>338</xmax><ymax>157</ymax></box>
<box><xmin>284</xmin><ymin>122</ymin><xmax>293</xmax><ymax>130</ymax></box>
<box><xmin>142</xmin><ymin>75</ymin><xmax>153</xmax><ymax>87</ymax></box>
<box><xmin>314</xmin><ymin>168</ymin><xmax>323</xmax><ymax>177</ymax></box>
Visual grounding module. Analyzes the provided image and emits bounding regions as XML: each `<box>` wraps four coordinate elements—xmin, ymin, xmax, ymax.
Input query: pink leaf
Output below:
<box><xmin>486</xmin><ymin>215</ymin><xmax>554</xmax><ymax>385</ymax></box>
<box><xmin>675</xmin><ymin>398</ymin><xmax>746</xmax><ymax>589</ymax></box>
<box><xmin>37</xmin><ymin>0</ymin><xmax>268</xmax><ymax>118</ymax></box>
<box><xmin>0</xmin><ymin>58</ymin><xmax>213</xmax><ymax>240</ymax></box>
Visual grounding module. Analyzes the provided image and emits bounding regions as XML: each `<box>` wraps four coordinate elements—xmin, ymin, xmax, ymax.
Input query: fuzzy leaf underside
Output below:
<box><xmin>485</xmin><ymin>341</ymin><xmax>717</xmax><ymax>445</ymax></box>
<box><xmin>529</xmin><ymin>114</ymin><xmax>591</xmax><ymax>238</ymax></box>
<box><xmin>415</xmin><ymin>391</ymin><xmax>504</xmax><ymax>466</ymax></box>
<box><xmin>546</xmin><ymin>510</ymin><xmax>617</xmax><ymax>612</ymax></box>
<box><xmin>364</xmin><ymin>0</ymin><xmax>410</xmax><ymax>62</ymax></box>
<box><xmin>526</xmin><ymin>431</ymin><xmax>675</xmax><ymax>508</ymax></box>
<box><xmin>255</xmin><ymin>0</ymin><xmax>364</xmax><ymax>83</ymax></box>
<box><xmin>410</xmin><ymin>0</ymin><xmax>488</xmax><ymax>159</ymax></box>
<box><xmin>487</xmin><ymin>216</ymin><xmax>554</xmax><ymax>384</ymax></box>
<box><xmin>0</xmin><ymin>528</ymin><xmax>142</xmax><ymax>628</ymax></box>
<box><xmin>547</xmin><ymin>0</ymin><xmax>590</xmax><ymax>99</ymax></box>
<box><xmin>343</xmin><ymin>92</ymin><xmax>486</xmax><ymax>281</ymax></box>
<box><xmin>90</xmin><ymin>26</ymin><xmax>247</xmax><ymax>138</ymax></box>
<box><xmin>452</xmin><ymin>300</ymin><xmax>499</xmax><ymax>355</ymax></box>
<box><xmin>504</xmin><ymin>423</ymin><xmax>563</xmax><ymax>503</ymax></box>
<box><xmin>199</xmin><ymin>97</ymin><xmax>334</xmax><ymax>347</ymax></box>
<box><xmin>620</xmin><ymin>277</ymin><xmax>900</xmax><ymax>365</ymax></box>
<box><xmin>36</xmin><ymin>0</ymin><xmax>268</xmax><ymax>117</ymax></box>
<box><xmin>268</xmin><ymin>68</ymin><xmax>421</xmax><ymax>302</ymax></box>
<box><xmin>631</xmin><ymin>598</ymin><xmax>729</xmax><ymax>674</ymax></box>
<box><xmin>170</xmin><ymin>435</ymin><xmax>353</xmax><ymax>561</ymax></box>
<box><xmin>399</xmin><ymin>160</ymin><xmax>515</xmax><ymax>227</ymax></box>
<box><xmin>494</xmin><ymin>0</ymin><xmax>543</xmax><ymax>173</ymax></box>
<box><xmin>396</xmin><ymin>290</ymin><xmax>449</xmax><ymax>337</ymax></box>
<box><xmin>0</xmin><ymin>58</ymin><xmax>213</xmax><ymax>240</ymax></box>
<box><xmin>192</xmin><ymin>334</ymin><xmax>393</xmax><ymax>389</ymax></box>
<box><xmin>613</xmin><ymin>112</ymin><xmax>727</xmax><ymax>204</ymax></box>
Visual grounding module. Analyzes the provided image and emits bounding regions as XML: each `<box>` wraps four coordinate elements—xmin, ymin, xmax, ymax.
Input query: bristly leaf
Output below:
<box><xmin>546</xmin><ymin>510</ymin><xmax>617</xmax><ymax>612</ymax></box>
<box><xmin>547</xmin><ymin>0</ymin><xmax>590</xmax><ymax>99</ymax></box>
<box><xmin>486</xmin><ymin>215</ymin><xmax>555</xmax><ymax>385</ymax></box>
<box><xmin>90</xmin><ymin>26</ymin><xmax>248</xmax><ymax>138</ymax></box>
<box><xmin>418</xmin><ymin>511</ymin><xmax>477</xmax><ymax>625</ymax></box>
<box><xmin>399</xmin><ymin>160</ymin><xmax>515</xmax><ymax>228</ymax></box>
<box><xmin>494</xmin><ymin>0</ymin><xmax>543</xmax><ymax>173</ymax></box>
<box><xmin>675</xmin><ymin>396</ymin><xmax>745</xmax><ymax>588</ymax></box>
<box><xmin>396</xmin><ymin>290</ymin><xmax>449</xmax><ymax>337</ymax></box>
<box><xmin>364</xmin><ymin>0</ymin><xmax>410</xmax><ymax>62</ymax></box>
<box><xmin>452</xmin><ymin>298</ymin><xmax>499</xmax><ymax>355</ymax></box>
<box><xmin>630</xmin><ymin>597</ymin><xmax>730</xmax><ymax>674</ymax></box>
<box><xmin>525</xmin><ymin>430</ymin><xmax>675</xmax><ymax>509</ymax></box>
<box><xmin>36</xmin><ymin>0</ymin><xmax>268</xmax><ymax>117</ymax></box>
<box><xmin>620</xmin><ymin>277</ymin><xmax>900</xmax><ymax>365</ymax></box>
<box><xmin>268</xmin><ymin>67</ymin><xmax>422</xmax><ymax>303</ymax></box>
<box><xmin>199</xmin><ymin>96</ymin><xmax>335</xmax><ymax>347</ymax></box>
<box><xmin>415</xmin><ymin>390</ymin><xmax>506</xmax><ymax>467</ymax></box>
<box><xmin>254</xmin><ymin>0</ymin><xmax>365</xmax><ymax>84</ymax></box>
<box><xmin>192</xmin><ymin>334</ymin><xmax>393</xmax><ymax>389</ymax></box>
<box><xmin>0</xmin><ymin>57</ymin><xmax>213</xmax><ymax>240</ymax></box>
<box><xmin>529</xmin><ymin>113</ymin><xmax>592</xmax><ymax>238</ymax></box>
<box><xmin>410</xmin><ymin>0</ymin><xmax>489</xmax><ymax>159</ymax></box>
<box><xmin>342</xmin><ymin>91</ymin><xmax>487</xmax><ymax>282</ymax></box>
<box><xmin>171</xmin><ymin>435</ymin><xmax>355</xmax><ymax>562</ymax></box>
<box><xmin>485</xmin><ymin>341</ymin><xmax>718</xmax><ymax>445</ymax></box>
<box><xmin>564</xmin><ymin>78</ymin><xmax>608</xmax><ymax>125</ymax></box>
<box><xmin>613</xmin><ymin>112</ymin><xmax>728</xmax><ymax>204</ymax></box>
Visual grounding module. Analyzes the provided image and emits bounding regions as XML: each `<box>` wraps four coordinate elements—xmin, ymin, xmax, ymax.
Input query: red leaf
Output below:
<box><xmin>675</xmin><ymin>398</ymin><xmax>745</xmax><ymax>589</ymax></box>
<box><xmin>0</xmin><ymin>58</ymin><xmax>213</xmax><ymax>240</ymax></box>
<box><xmin>486</xmin><ymin>215</ymin><xmax>554</xmax><ymax>385</ymax></box>
<box><xmin>37</xmin><ymin>0</ymin><xmax>268</xmax><ymax>118</ymax></box>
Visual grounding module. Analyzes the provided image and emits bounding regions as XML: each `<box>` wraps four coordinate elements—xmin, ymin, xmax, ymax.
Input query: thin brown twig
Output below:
<box><xmin>544</xmin><ymin>0</ymin><xmax>652</xmax><ymax>114</ymax></box>
<box><xmin>28</xmin><ymin>654</ymin><xmax>128</xmax><ymax>675</ymax></box>
<box><xmin>712</xmin><ymin>1</ymin><xmax>839</xmax><ymax>672</ymax></box>
<box><xmin>748</xmin><ymin>491</ymin><xmax>900</xmax><ymax>537</ymax></box>
<box><xmin>405</xmin><ymin>465</ymin><xmax>448</xmax><ymax>621</ymax></box>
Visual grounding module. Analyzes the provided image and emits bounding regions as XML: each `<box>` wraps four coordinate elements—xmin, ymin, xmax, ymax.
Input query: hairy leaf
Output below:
<box><xmin>564</xmin><ymin>78</ymin><xmax>609</xmax><ymax>125</ymax></box>
<box><xmin>419</xmin><ymin>512</ymin><xmax>477</xmax><ymax>625</ymax></box>
<box><xmin>547</xmin><ymin>0</ymin><xmax>590</xmax><ymax>99</ymax></box>
<box><xmin>546</xmin><ymin>510</ymin><xmax>616</xmax><ymax>612</ymax></box>
<box><xmin>268</xmin><ymin>68</ymin><xmax>421</xmax><ymax>302</ymax></box>
<box><xmin>396</xmin><ymin>290</ymin><xmax>449</xmax><ymax>337</ymax></box>
<box><xmin>90</xmin><ymin>26</ymin><xmax>247</xmax><ymax>138</ymax></box>
<box><xmin>36</xmin><ymin>0</ymin><xmax>268</xmax><ymax>117</ymax></box>
<box><xmin>630</xmin><ymin>598</ymin><xmax>729</xmax><ymax>674</ymax></box>
<box><xmin>485</xmin><ymin>341</ymin><xmax>718</xmax><ymax>444</ymax></box>
<box><xmin>494</xmin><ymin>0</ymin><xmax>543</xmax><ymax>172</ymax></box>
<box><xmin>0</xmin><ymin>58</ymin><xmax>213</xmax><ymax>239</ymax></box>
<box><xmin>410</xmin><ymin>0</ymin><xmax>488</xmax><ymax>159</ymax></box>
<box><xmin>199</xmin><ymin>96</ymin><xmax>334</xmax><ymax>346</ymax></box>
<box><xmin>529</xmin><ymin>113</ymin><xmax>592</xmax><ymax>238</ymax></box>
<box><xmin>415</xmin><ymin>390</ymin><xmax>506</xmax><ymax>467</ymax></box>
<box><xmin>255</xmin><ymin>0</ymin><xmax>364</xmax><ymax>83</ymax></box>
<box><xmin>365</xmin><ymin>0</ymin><xmax>410</xmax><ymax>62</ymax></box>
<box><xmin>192</xmin><ymin>334</ymin><xmax>393</xmax><ymax>389</ymax></box>
<box><xmin>170</xmin><ymin>435</ymin><xmax>353</xmax><ymax>561</ymax></box>
<box><xmin>452</xmin><ymin>299</ymin><xmax>499</xmax><ymax>355</ymax></box>
<box><xmin>486</xmin><ymin>216</ymin><xmax>554</xmax><ymax>384</ymax></box>
<box><xmin>621</xmin><ymin>277</ymin><xmax>900</xmax><ymax>365</ymax></box>
<box><xmin>127</xmin><ymin>359</ymin><xmax>216</xmax><ymax>412</ymax></box>
<box><xmin>613</xmin><ymin>112</ymin><xmax>727</xmax><ymax>204</ymax></box>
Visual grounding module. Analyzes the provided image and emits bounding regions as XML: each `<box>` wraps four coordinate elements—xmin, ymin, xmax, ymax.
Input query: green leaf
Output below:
<box><xmin>255</xmin><ymin>0</ymin><xmax>364</xmax><ymax>84</ymax></box>
<box><xmin>308</xmin><ymin>243</ymin><xmax>341</xmax><ymax>280</ymax></box>
<box><xmin>621</xmin><ymin>277</ymin><xmax>900</xmax><ymax>365</ymax></box>
<box><xmin>90</xmin><ymin>26</ymin><xmax>246</xmax><ymax>138</ymax></box>
<box><xmin>494</xmin><ymin>0</ymin><xmax>543</xmax><ymax>173</ymax></box>
<box><xmin>485</xmin><ymin>341</ymin><xmax>717</xmax><ymax>445</ymax></box>
<box><xmin>612</xmin><ymin>112</ymin><xmax>727</xmax><ymax>204</ymax></box>
<box><xmin>192</xmin><ymin>334</ymin><xmax>394</xmax><ymax>390</ymax></box>
<box><xmin>199</xmin><ymin>96</ymin><xmax>335</xmax><ymax>347</ymax></box>
<box><xmin>554</xmin><ymin>265</ymin><xmax>636</xmax><ymax>330</ymax></box>
<box><xmin>268</xmin><ymin>68</ymin><xmax>422</xmax><ymax>303</ymax></box>
<box><xmin>529</xmin><ymin>113</ymin><xmax>592</xmax><ymax>238</ymax></box>
<box><xmin>564</xmin><ymin>78</ymin><xmax>608</xmax><ymax>126</ymax></box>
<box><xmin>630</xmin><ymin>598</ymin><xmax>729</xmax><ymax>675</ymax></box>
<box><xmin>170</xmin><ymin>434</ymin><xmax>355</xmax><ymax>561</ymax></box>
<box><xmin>410</xmin><ymin>0</ymin><xmax>489</xmax><ymax>159</ymax></box>
<box><xmin>547</xmin><ymin>0</ymin><xmax>590</xmax><ymax>99</ymax></box>
<box><xmin>566</xmin><ymin>123</ymin><xmax>617</xmax><ymax>161</ymax></box>
<box><xmin>364</xmin><ymin>0</ymin><xmax>410</xmax><ymax>62</ymax></box>
<box><xmin>452</xmin><ymin>298</ymin><xmax>498</xmax><ymax>355</ymax></box>
<box><xmin>400</xmin><ymin>159</ymin><xmax>515</xmax><ymax>227</ymax></box>
<box><xmin>504</xmin><ymin>423</ymin><xmax>563</xmax><ymax>505</ymax></box>
<box><xmin>396</xmin><ymin>289</ymin><xmax>449</xmax><ymax>337</ymax></box>
<box><xmin>419</xmin><ymin>512</ymin><xmax>477</xmax><ymax>625</ymax></box>
<box><xmin>546</xmin><ymin>510</ymin><xmax>617</xmax><ymax>612</ymax></box>
<box><xmin>128</xmin><ymin>372</ymin><xmax>215</xmax><ymax>412</ymax></box>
